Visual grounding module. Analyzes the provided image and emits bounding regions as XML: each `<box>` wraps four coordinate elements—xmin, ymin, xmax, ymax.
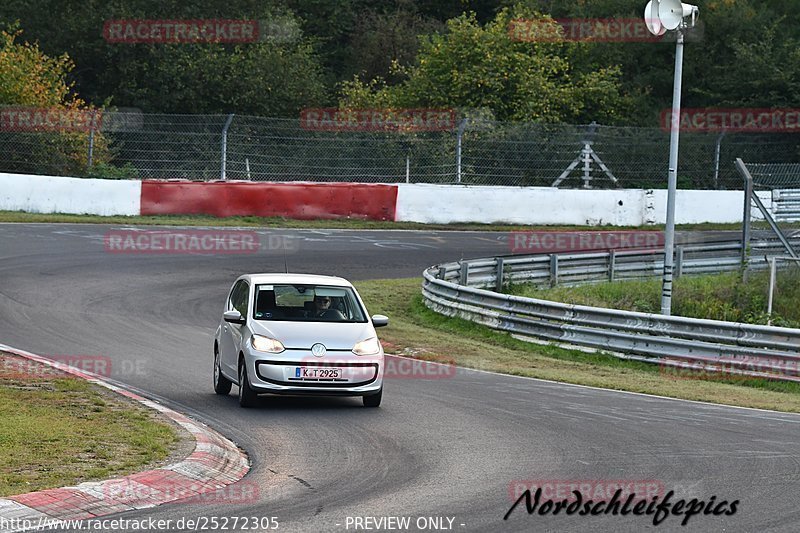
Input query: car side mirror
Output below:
<box><xmin>223</xmin><ymin>310</ymin><xmax>245</xmax><ymax>325</ymax></box>
<box><xmin>371</xmin><ymin>314</ymin><xmax>389</xmax><ymax>328</ymax></box>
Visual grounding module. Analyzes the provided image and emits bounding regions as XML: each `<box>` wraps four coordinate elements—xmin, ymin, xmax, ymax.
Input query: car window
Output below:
<box><xmin>230</xmin><ymin>280</ymin><xmax>249</xmax><ymax>317</ymax></box>
<box><xmin>253</xmin><ymin>284</ymin><xmax>366</xmax><ymax>322</ymax></box>
<box><xmin>227</xmin><ymin>281</ymin><xmax>240</xmax><ymax>311</ymax></box>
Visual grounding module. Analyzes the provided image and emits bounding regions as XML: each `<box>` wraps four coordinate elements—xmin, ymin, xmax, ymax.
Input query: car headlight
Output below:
<box><xmin>352</xmin><ymin>337</ymin><xmax>381</xmax><ymax>356</ymax></box>
<box><xmin>251</xmin><ymin>334</ymin><xmax>285</xmax><ymax>354</ymax></box>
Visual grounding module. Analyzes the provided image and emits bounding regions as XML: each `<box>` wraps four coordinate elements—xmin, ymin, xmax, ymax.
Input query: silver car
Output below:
<box><xmin>213</xmin><ymin>273</ymin><xmax>388</xmax><ymax>407</ymax></box>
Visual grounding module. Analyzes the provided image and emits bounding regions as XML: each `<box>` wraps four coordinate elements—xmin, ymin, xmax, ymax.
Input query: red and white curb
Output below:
<box><xmin>0</xmin><ymin>345</ymin><xmax>250</xmax><ymax>532</ymax></box>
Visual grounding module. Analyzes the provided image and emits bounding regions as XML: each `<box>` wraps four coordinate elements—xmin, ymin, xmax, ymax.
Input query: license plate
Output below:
<box><xmin>295</xmin><ymin>367</ymin><xmax>343</xmax><ymax>380</ymax></box>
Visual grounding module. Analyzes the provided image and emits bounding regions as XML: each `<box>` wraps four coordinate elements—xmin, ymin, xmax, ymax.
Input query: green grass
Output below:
<box><xmin>0</xmin><ymin>354</ymin><xmax>180</xmax><ymax>497</ymax></box>
<box><xmin>0</xmin><ymin>209</ymin><xmax>769</xmax><ymax>231</ymax></box>
<box><xmin>511</xmin><ymin>266</ymin><xmax>800</xmax><ymax>328</ymax></box>
<box><xmin>355</xmin><ymin>278</ymin><xmax>800</xmax><ymax>413</ymax></box>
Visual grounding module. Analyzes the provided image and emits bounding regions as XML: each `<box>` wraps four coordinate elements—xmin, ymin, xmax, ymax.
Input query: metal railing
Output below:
<box><xmin>2</xmin><ymin>111</ymin><xmax>799</xmax><ymax>188</ymax></box>
<box><xmin>422</xmin><ymin>240</ymin><xmax>800</xmax><ymax>381</ymax></box>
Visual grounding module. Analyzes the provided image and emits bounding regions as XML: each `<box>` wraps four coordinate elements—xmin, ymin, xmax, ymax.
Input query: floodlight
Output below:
<box><xmin>644</xmin><ymin>1</ymin><xmax>666</xmax><ymax>36</ymax></box>
<box><xmin>658</xmin><ymin>0</ymin><xmax>699</xmax><ymax>30</ymax></box>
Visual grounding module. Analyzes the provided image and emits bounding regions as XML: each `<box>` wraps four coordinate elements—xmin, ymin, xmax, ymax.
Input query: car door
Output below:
<box><xmin>220</xmin><ymin>280</ymin><xmax>248</xmax><ymax>377</ymax></box>
<box><xmin>229</xmin><ymin>280</ymin><xmax>250</xmax><ymax>371</ymax></box>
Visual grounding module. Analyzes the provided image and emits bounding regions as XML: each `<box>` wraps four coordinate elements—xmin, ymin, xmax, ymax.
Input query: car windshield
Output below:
<box><xmin>252</xmin><ymin>284</ymin><xmax>367</xmax><ymax>323</ymax></box>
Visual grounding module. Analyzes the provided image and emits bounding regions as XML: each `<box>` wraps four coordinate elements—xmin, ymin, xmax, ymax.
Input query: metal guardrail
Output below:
<box><xmin>422</xmin><ymin>240</ymin><xmax>800</xmax><ymax>381</ymax></box>
<box><xmin>774</xmin><ymin>189</ymin><xmax>800</xmax><ymax>223</ymax></box>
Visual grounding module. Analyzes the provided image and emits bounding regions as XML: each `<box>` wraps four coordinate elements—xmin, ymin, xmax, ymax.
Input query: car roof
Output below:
<box><xmin>242</xmin><ymin>273</ymin><xmax>353</xmax><ymax>287</ymax></box>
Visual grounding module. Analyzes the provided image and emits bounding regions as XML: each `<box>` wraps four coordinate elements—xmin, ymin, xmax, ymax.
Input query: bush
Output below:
<box><xmin>81</xmin><ymin>162</ymin><xmax>138</xmax><ymax>180</ymax></box>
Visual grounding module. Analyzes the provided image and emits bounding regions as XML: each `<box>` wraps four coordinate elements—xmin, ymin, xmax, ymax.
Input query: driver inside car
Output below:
<box><xmin>309</xmin><ymin>294</ymin><xmax>346</xmax><ymax>320</ymax></box>
<box><xmin>312</xmin><ymin>295</ymin><xmax>331</xmax><ymax>316</ymax></box>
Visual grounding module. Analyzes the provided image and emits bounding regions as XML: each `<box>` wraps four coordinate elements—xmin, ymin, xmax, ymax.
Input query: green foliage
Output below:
<box><xmin>2</xmin><ymin>0</ymin><xmax>800</xmax><ymax>125</ymax></box>
<box><xmin>0</xmin><ymin>25</ymin><xmax>112</xmax><ymax>174</ymax></box>
<box><xmin>81</xmin><ymin>162</ymin><xmax>139</xmax><ymax>180</ymax></box>
<box><xmin>340</xmin><ymin>6</ymin><xmax>635</xmax><ymax>123</ymax></box>
<box><xmin>0</xmin><ymin>1</ymin><xmax>328</xmax><ymax>114</ymax></box>
<box><xmin>519</xmin><ymin>267</ymin><xmax>800</xmax><ymax>327</ymax></box>
<box><xmin>0</xmin><ymin>24</ymin><xmax>74</xmax><ymax>106</ymax></box>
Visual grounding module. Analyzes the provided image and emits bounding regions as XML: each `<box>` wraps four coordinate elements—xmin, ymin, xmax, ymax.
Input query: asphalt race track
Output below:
<box><xmin>1</xmin><ymin>224</ymin><xmax>800</xmax><ymax>532</ymax></box>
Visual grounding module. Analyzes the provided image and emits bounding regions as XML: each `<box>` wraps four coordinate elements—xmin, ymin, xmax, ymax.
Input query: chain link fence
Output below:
<box><xmin>1</xmin><ymin>110</ymin><xmax>798</xmax><ymax>188</ymax></box>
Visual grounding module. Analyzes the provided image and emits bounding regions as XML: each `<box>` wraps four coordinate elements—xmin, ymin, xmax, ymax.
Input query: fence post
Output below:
<box><xmin>713</xmin><ymin>130</ymin><xmax>726</xmax><ymax>189</ymax></box>
<box><xmin>495</xmin><ymin>257</ymin><xmax>505</xmax><ymax>292</ymax></box>
<box><xmin>675</xmin><ymin>246</ymin><xmax>684</xmax><ymax>278</ymax></box>
<box><xmin>456</xmin><ymin>118</ymin><xmax>468</xmax><ymax>183</ymax></box>
<box><xmin>608</xmin><ymin>250</ymin><xmax>616</xmax><ymax>282</ymax></box>
<box><xmin>738</xmin><ymin>158</ymin><xmax>753</xmax><ymax>277</ymax></box>
<box><xmin>767</xmin><ymin>257</ymin><xmax>777</xmax><ymax>325</ymax></box>
<box><xmin>87</xmin><ymin>109</ymin><xmax>97</xmax><ymax>168</ymax></box>
<box><xmin>459</xmin><ymin>262</ymin><xmax>469</xmax><ymax>285</ymax></box>
<box><xmin>220</xmin><ymin>113</ymin><xmax>235</xmax><ymax>180</ymax></box>
<box><xmin>549</xmin><ymin>254</ymin><xmax>559</xmax><ymax>287</ymax></box>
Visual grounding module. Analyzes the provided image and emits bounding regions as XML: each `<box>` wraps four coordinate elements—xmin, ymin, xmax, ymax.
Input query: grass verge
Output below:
<box><xmin>0</xmin><ymin>353</ymin><xmax>184</xmax><ymax>497</ymax></box>
<box><xmin>0</xmin><ymin>210</ymin><xmax>758</xmax><ymax>231</ymax></box>
<box><xmin>510</xmin><ymin>266</ymin><xmax>800</xmax><ymax>328</ymax></box>
<box><xmin>356</xmin><ymin>278</ymin><xmax>800</xmax><ymax>413</ymax></box>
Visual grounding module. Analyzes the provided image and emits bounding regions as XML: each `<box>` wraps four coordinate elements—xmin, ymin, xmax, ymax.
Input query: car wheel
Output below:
<box><xmin>213</xmin><ymin>348</ymin><xmax>232</xmax><ymax>395</ymax></box>
<box><xmin>363</xmin><ymin>388</ymin><xmax>382</xmax><ymax>408</ymax></box>
<box><xmin>238</xmin><ymin>359</ymin><xmax>258</xmax><ymax>408</ymax></box>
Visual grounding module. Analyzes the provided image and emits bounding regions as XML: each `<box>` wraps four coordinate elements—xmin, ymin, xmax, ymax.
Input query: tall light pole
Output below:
<box><xmin>644</xmin><ymin>0</ymin><xmax>699</xmax><ymax>315</ymax></box>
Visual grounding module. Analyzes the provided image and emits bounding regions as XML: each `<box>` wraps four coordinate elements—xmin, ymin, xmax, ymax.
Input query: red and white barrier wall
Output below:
<box><xmin>0</xmin><ymin>172</ymin><xmax>769</xmax><ymax>225</ymax></box>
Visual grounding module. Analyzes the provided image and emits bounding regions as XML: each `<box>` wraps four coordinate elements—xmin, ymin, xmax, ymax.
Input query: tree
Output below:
<box><xmin>340</xmin><ymin>6</ymin><xmax>635</xmax><ymax>124</ymax></box>
<box><xmin>0</xmin><ymin>0</ymin><xmax>329</xmax><ymax>114</ymax></box>
<box><xmin>0</xmin><ymin>25</ymin><xmax>111</xmax><ymax>175</ymax></box>
<box><xmin>340</xmin><ymin>3</ymin><xmax>443</xmax><ymax>84</ymax></box>
<box><xmin>0</xmin><ymin>25</ymin><xmax>75</xmax><ymax>106</ymax></box>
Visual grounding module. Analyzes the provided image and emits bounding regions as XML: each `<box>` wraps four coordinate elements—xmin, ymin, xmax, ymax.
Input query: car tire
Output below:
<box><xmin>213</xmin><ymin>348</ymin><xmax>232</xmax><ymax>395</ymax></box>
<box><xmin>363</xmin><ymin>388</ymin><xmax>382</xmax><ymax>408</ymax></box>
<box><xmin>238</xmin><ymin>359</ymin><xmax>258</xmax><ymax>408</ymax></box>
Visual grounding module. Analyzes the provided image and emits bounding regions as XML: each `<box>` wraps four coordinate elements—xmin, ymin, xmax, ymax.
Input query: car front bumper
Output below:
<box><xmin>245</xmin><ymin>349</ymin><xmax>384</xmax><ymax>395</ymax></box>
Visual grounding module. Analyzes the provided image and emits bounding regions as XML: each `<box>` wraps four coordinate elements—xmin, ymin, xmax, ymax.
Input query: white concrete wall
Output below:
<box><xmin>395</xmin><ymin>185</ymin><xmax>648</xmax><ymax>225</ymax></box>
<box><xmin>0</xmin><ymin>172</ymin><xmax>141</xmax><ymax>216</ymax></box>
<box><xmin>395</xmin><ymin>184</ymin><xmax>755</xmax><ymax>225</ymax></box>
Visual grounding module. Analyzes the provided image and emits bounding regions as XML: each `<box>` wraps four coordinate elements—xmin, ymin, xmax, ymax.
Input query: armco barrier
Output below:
<box><xmin>140</xmin><ymin>180</ymin><xmax>398</xmax><ymax>220</ymax></box>
<box><xmin>422</xmin><ymin>240</ymin><xmax>800</xmax><ymax>381</ymax></box>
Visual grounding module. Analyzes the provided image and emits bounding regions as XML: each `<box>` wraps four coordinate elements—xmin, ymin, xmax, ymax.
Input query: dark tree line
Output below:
<box><xmin>1</xmin><ymin>0</ymin><xmax>799</xmax><ymax>125</ymax></box>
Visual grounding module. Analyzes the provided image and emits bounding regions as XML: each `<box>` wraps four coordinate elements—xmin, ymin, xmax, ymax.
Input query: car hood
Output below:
<box><xmin>250</xmin><ymin>320</ymin><xmax>376</xmax><ymax>351</ymax></box>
